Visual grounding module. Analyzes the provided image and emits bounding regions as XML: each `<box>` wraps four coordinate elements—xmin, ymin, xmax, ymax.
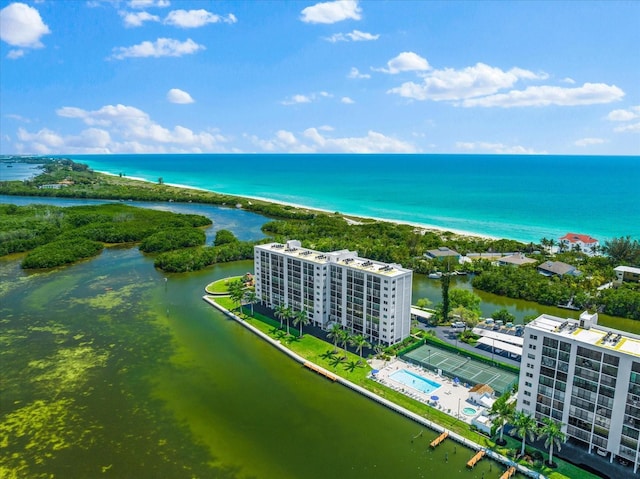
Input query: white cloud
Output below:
<box><xmin>304</xmin><ymin>128</ymin><xmax>416</xmax><ymax>152</ymax></box>
<box><xmin>120</xmin><ymin>11</ymin><xmax>159</xmax><ymax>27</ymax></box>
<box><xmin>164</xmin><ymin>9</ymin><xmax>236</xmax><ymax>28</ymax></box>
<box><xmin>462</xmin><ymin>82</ymin><xmax>624</xmax><ymax>108</ymax></box>
<box><xmin>167</xmin><ymin>88</ymin><xmax>194</xmax><ymax>104</ymax></box>
<box><xmin>5</xmin><ymin>113</ymin><xmax>30</xmax><ymax>122</ymax></box>
<box><xmin>614</xmin><ymin>122</ymin><xmax>640</xmax><ymax>133</ymax></box>
<box><xmin>128</xmin><ymin>0</ymin><xmax>170</xmax><ymax>9</ymax></box>
<box><xmin>0</xmin><ymin>2</ymin><xmax>50</xmax><ymax>48</ymax></box>
<box><xmin>6</xmin><ymin>48</ymin><xmax>24</xmax><ymax>59</ymax></box>
<box><xmin>281</xmin><ymin>91</ymin><xmax>332</xmax><ymax>105</ymax></box>
<box><xmin>13</xmin><ymin>103</ymin><xmax>231</xmax><ymax>154</ymax></box>
<box><xmin>341</xmin><ymin>97</ymin><xmax>355</xmax><ymax>104</ymax></box>
<box><xmin>561</xmin><ymin>77</ymin><xmax>576</xmax><ymax>84</ymax></box>
<box><xmin>388</xmin><ymin>62</ymin><xmax>543</xmax><ymax>101</ymax></box>
<box><xmin>110</xmin><ymin>38</ymin><xmax>204</xmax><ymax>59</ymax></box>
<box><xmin>301</xmin><ymin>0</ymin><xmax>361</xmax><ymax>24</ymax></box>
<box><xmin>607</xmin><ymin>106</ymin><xmax>639</xmax><ymax>122</ymax></box>
<box><xmin>275</xmin><ymin>130</ymin><xmax>297</xmax><ymax>145</ymax></box>
<box><xmin>326</xmin><ymin>29</ymin><xmax>378</xmax><ymax>42</ymax></box>
<box><xmin>574</xmin><ymin>137</ymin><xmax>607</xmax><ymax>147</ymax></box>
<box><xmin>376</xmin><ymin>52</ymin><xmax>430</xmax><ymax>74</ymax></box>
<box><xmin>281</xmin><ymin>94</ymin><xmax>312</xmax><ymax>105</ymax></box>
<box><xmin>455</xmin><ymin>141</ymin><xmax>544</xmax><ymax>155</ymax></box>
<box><xmin>251</xmin><ymin>127</ymin><xmax>416</xmax><ymax>153</ymax></box>
<box><xmin>347</xmin><ymin>67</ymin><xmax>370</xmax><ymax>79</ymax></box>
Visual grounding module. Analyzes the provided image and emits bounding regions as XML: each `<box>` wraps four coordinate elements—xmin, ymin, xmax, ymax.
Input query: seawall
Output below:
<box><xmin>202</xmin><ymin>294</ymin><xmax>544</xmax><ymax>479</ymax></box>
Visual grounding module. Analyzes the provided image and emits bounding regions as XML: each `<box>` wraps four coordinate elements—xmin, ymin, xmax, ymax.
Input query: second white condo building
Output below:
<box><xmin>517</xmin><ymin>311</ymin><xmax>640</xmax><ymax>473</ymax></box>
<box><xmin>254</xmin><ymin>240</ymin><xmax>413</xmax><ymax>346</ymax></box>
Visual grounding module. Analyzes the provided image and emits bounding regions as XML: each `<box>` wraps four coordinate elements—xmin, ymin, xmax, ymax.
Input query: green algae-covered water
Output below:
<box><xmin>0</xmin><ymin>246</ymin><xmax>511</xmax><ymax>478</ymax></box>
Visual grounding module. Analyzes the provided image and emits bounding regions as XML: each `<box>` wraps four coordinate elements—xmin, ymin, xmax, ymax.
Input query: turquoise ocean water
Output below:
<box><xmin>71</xmin><ymin>154</ymin><xmax>639</xmax><ymax>243</ymax></box>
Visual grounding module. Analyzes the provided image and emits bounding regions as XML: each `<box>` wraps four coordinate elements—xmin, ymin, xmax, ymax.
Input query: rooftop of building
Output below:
<box><xmin>498</xmin><ymin>253</ymin><xmax>537</xmax><ymax>266</ymax></box>
<box><xmin>256</xmin><ymin>241</ymin><xmax>411</xmax><ymax>277</ymax></box>
<box><xmin>615</xmin><ymin>265</ymin><xmax>640</xmax><ymax>274</ymax></box>
<box><xmin>537</xmin><ymin>260</ymin><xmax>578</xmax><ymax>276</ymax></box>
<box><xmin>425</xmin><ymin>246</ymin><xmax>460</xmax><ymax>257</ymax></box>
<box><xmin>560</xmin><ymin>233</ymin><xmax>598</xmax><ymax>244</ymax></box>
<box><xmin>527</xmin><ymin>312</ymin><xmax>640</xmax><ymax>358</ymax></box>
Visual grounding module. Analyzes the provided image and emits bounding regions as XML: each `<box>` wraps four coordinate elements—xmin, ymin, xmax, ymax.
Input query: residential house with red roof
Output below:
<box><xmin>558</xmin><ymin>232</ymin><xmax>600</xmax><ymax>256</ymax></box>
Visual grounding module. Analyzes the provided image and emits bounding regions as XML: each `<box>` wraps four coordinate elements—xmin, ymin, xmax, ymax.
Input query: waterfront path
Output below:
<box><xmin>202</xmin><ymin>294</ymin><xmax>545</xmax><ymax>479</ymax></box>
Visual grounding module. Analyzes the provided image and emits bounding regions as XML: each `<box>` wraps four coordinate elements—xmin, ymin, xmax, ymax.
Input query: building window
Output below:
<box><xmin>528</xmin><ymin>353</ymin><xmax>536</xmax><ymax>360</ymax></box>
<box><xmin>526</xmin><ymin>372</ymin><xmax>533</xmax><ymax>378</ymax></box>
<box><xmin>525</xmin><ymin>381</ymin><xmax>532</xmax><ymax>387</ymax></box>
<box><xmin>530</xmin><ymin>334</ymin><xmax>538</xmax><ymax>340</ymax></box>
<box><xmin>524</xmin><ymin>391</ymin><xmax>531</xmax><ymax>397</ymax></box>
<box><xmin>523</xmin><ymin>400</ymin><xmax>531</xmax><ymax>406</ymax></box>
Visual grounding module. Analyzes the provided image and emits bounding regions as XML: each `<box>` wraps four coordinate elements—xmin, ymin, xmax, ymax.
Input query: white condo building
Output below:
<box><xmin>517</xmin><ymin>311</ymin><xmax>640</xmax><ymax>473</ymax></box>
<box><xmin>254</xmin><ymin>240</ymin><xmax>413</xmax><ymax>346</ymax></box>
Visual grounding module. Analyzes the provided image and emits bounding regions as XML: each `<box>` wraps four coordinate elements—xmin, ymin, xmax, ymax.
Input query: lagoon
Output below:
<box><xmin>1</xmin><ymin>247</ymin><xmax>510</xmax><ymax>478</ymax></box>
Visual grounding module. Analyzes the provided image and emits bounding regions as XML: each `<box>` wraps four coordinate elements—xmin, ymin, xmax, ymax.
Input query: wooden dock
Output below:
<box><xmin>499</xmin><ymin>466</ymin><xmax>516</xmax><ymax>479</ymax></box>
<box><xmin>466</xmin><ymin>449</ymin><xmax>486</xmax><ymax>468</ymax></box>
<box><xmin>430</xmin><ymin>431</ymin><xmax>448</xmax><ymax>448</ymax></box>
<box><xmin>303</xmin><ymin>362</ymin><xmax>337</xmax><ymax>381</ymax></box>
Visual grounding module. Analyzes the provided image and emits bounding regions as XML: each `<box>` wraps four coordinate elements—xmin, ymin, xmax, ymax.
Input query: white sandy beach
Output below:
<box><xmin>99</xmin><ymin>170</ymin><xmax>500</xmax><ymax>242</ymax></box>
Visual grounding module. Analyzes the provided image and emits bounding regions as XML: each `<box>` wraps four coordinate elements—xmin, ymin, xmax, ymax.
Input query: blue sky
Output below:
<box><xmin>1</xmin><ymin>0</ymin><xmax>639</xmax><ymax>155</ymax></box>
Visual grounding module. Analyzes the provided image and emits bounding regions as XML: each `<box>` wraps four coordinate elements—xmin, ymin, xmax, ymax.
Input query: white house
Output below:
<box><xmin>614</xmin><ymin>266</ymin><xmax>640</xmax><ymax>285</ymax></box>
<box><xmin>559</xmin><ymin>233</ymin><xmax>600</xmax><ymax>255</ymax></box>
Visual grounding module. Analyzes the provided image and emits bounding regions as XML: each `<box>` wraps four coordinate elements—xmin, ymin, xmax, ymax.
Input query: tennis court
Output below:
<box><xmin>402</xmin><ymin>344</ymin><xmax>518</xmax><ymax>395</ymax></box>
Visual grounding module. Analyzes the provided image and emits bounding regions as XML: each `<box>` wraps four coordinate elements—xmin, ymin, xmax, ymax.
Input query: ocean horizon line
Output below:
<box><xmin>56</xmin><ymin>153</ymin><xmax>640</xmax><ymax>158</ymax></box>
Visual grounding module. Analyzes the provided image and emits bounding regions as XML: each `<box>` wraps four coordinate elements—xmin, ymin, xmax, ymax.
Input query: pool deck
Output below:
<box><xmin>370</xmin><ymin>358</ymin><xmax>486</xmax><ymax>424</ymax></box>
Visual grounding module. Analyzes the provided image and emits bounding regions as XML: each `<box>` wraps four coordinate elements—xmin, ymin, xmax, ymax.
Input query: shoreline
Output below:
<box><xmin>202</xmin><ymin>293</ymin><xmax>544</xmax><ymax>479</ymax></box>
<box><xmin>102</xmin><ymin>170</ymin><xmax>501</xmax><ymax>242</ymax></box>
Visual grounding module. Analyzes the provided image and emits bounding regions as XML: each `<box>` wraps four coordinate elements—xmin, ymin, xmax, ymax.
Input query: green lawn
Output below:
<box><xmin>492</xmin><ymin>435</ymin><xmax>599</xmax><ymax>479</ymax></box>
<box><xmin>211</xmin><ymin>295</ymin><xmax>600</xmax><ymax>479</ymax></box>
<box><xmin>205</xmin><ymin>276</ymin><xmax>243</xmax><ymax>294</ymax></box>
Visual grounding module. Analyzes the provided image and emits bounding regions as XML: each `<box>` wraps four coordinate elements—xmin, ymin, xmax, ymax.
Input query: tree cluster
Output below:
<box><xmin>0</xmin><ymin>203</ymin><xmax>212</xmax><ymax>269</ymax></box>
<box><xmin>154</xmin><ymin>240</ymin><xmax>254</xmax><ymax>272</ymax></box>
<box><xmin>22</xmin><ymin>238</ymin><xmax>104</xmax><ymax>269</ymax></box>
<box><xmin>472</xmin><ymin>266</ymin><xmax>574</xmax><ymax>306</ymax></box>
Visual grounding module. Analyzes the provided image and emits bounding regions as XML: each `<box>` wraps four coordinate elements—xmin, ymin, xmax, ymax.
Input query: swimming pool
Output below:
<box><xmin>462</xmin><ymin>407</ymin><xmax>478</xmax><ymax>416</ymax></box>
<box><xmin>389</xmin><ymin>369</ymin><xmax>441</xmax><ymax>395</ymax></box>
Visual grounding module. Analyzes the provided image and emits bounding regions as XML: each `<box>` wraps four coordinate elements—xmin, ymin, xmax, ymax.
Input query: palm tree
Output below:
<box><xmin>243</xmin><ymin>290</ymin><xmax>258</xmax><ymax>316</ymax></box>
<box><xmin>228</xmin><ymin>279</ymin><xmax>245</xmax><ymax>312</ymax></box>
<box><xmin>509</xmin><ymin>410</ymin><xmax>537</xmax><ymax>457</ymax></box>
<box><xmin>488</xmin><ymin>397</ymin><xmax>514</xmax><ymax>445</ymax></box>
<box><xmin>338</xmin><ymin>329</ymin><xmax>351</xmax><ymax>358</ymax></box>
<box><xmin>349</xmin><ymin>334</ymin><xmax>370</xmax><ymax>361</ymax></box>
<box><xmin>538</xmin><ymin>417</ymin><xmax>566</xmax><ymax>467</ymax></box>
<box><xmin>282</xmin><ymin>307</ymin><xmax>294</xmax><ymax>335</ymax></box>
<box><xmin>292</xmin><ymin>309</ymin><xmax>310</xmax><ymax>337</ymax></box>
<box><xmin>327</xmin><ymin>323</ymin><xmax>343</xmax><ymax>353</ymax></box>
<box><xmin>274</xmin><ymin>304</ymin><xmax>288</xmax><ymax>329</ymax></box>
<box><xmin>440</xmin><ymin>270</ymin><xmax>451</xmax><ymax>324</ymax></box>
<box><xmin>540</xmin><ymin>237</ymin><xmax>551</xmax><ymax>252</ymax></box>
<box><xmin>558</xmin><ymin>239</ymin><xmax>569</xmax><ymax>253</ymax></box>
